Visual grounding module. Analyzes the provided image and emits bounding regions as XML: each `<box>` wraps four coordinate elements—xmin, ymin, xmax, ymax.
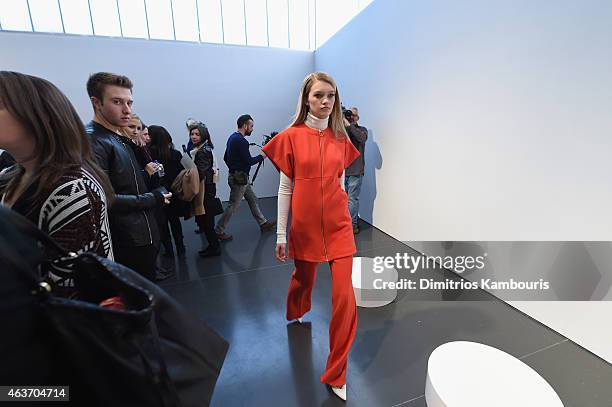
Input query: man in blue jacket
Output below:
<box><xmin>215</xmin><ymin>114</ymin><xmax>276</xmax><ymax>241</ymax></box>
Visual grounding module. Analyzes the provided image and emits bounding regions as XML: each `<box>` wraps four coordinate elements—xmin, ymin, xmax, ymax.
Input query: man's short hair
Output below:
<box><xmin>237</xmin><ymin>114</ymin><xmax>253</xmax><ymax>129</ymax></box>
<box><xmin>86</xmin><ymin>72</ymin><xmax>133</xmax><ymax>101</ymax></box>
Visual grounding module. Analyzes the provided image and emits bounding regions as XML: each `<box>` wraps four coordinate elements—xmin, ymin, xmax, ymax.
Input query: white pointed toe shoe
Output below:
<box><xmin>292</xmin><ymin>312</ymin><xmax>307</xmax><ymax>323</ymax></box>
<box><xmin>331</xmin><ymin>384</ymin><xmax>347</xmax><ymax>401</ymax></box>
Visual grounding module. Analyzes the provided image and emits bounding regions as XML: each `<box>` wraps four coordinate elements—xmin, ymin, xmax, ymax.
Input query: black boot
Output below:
<box><xmin>173</xmin><ymin>232</ymin><xmax>186</xmax><ymax>256</ymax></box>
<box><xmin>198</xmin><ymin>246</ymin><xmax>221</xmax><ymax>257</ymax></box>
<box><xmin>170</xmin><ymin>219</ymin><xmax>185</xmax><ymax>255</ymax></box>
<box><xmin>155</xmin><ymin>267</ymin><xmax>175</xmax><ymax>281</ymax></box>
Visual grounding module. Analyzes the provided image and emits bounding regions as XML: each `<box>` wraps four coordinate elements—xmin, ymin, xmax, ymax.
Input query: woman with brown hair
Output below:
<box><xmin>189</xmin><ymin>123</ymin><xmax>221</xmax><ymax>257</ymax></box>
<box><xmin>148</xmin><ymin>125</ymin><xmax>186</xmax><ymax>257</ymax></box>
<box><xmin>262</xmin><ymin>72</ymin><xmax>361</xmax><ymax>401</ymax></box>
<box><xmin>0</xmin><ymin>71</ymin><xmax>114</xmax><ymax>298</ymax></box>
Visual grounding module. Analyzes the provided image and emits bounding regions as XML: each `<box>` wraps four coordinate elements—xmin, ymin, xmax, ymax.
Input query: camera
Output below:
<box><xmin>262</xmin><ymin>131</ymin><xmax>278</xmax><ymax>146</ymax></box>
<box><xmin>343</xmin><ymin>108</ymin><xmax>353</xmax><ymax>120</ymax></box>
<box><xmin>342</xmin><ymin>105</ymin><xmax>354</xmax><ymax>121</ymax></box>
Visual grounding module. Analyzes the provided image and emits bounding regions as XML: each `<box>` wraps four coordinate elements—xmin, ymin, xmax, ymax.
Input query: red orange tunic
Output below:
<box><xmin>262</xmin><ymin>124</ymin><xmax>361</xmax><ymax>262</ymax></box>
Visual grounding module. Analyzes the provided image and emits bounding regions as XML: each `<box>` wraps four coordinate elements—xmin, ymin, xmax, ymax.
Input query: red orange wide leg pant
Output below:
<box><xmin>286</xmin><ymin>255</ymin><xmax>357</xmax><ymax>387</ymax></box>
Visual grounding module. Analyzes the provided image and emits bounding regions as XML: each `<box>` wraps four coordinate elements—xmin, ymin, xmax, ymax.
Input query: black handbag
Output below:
<box><xmin>0</xmin><ymin>206</ymin><xmax>229</xmax><ymax>406</ymax></box>
<box><xmin>209</xmin><ymin>197</ymin><xmax>224</xmax><ymax>216</ymax></box>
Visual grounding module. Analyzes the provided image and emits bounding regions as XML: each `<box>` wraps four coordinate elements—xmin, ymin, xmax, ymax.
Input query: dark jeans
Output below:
<box><xmin>197</xmin><ymin>183</ymin><xmax>220</xmax><ymax>250</ymax></box>
<box><xmin>344</xmin><ymin>175</ymin><xmax>363</xmax><ymax>227</ymax></box>
<box><xmin>159</xmin><ymin>205</ymin><xmax>184</xmax><ymax>253</ymax></box>
<box><xmin>113</xmin><ymin>244</ymin><xmax>159</xmax><ymax>281</ymax></box>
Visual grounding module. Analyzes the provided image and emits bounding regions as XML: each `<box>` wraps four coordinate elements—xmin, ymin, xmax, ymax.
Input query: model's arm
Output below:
<box><xmin>340</xmin><ymin>170</ymin><xmax>346</xmax><ymax>191</ymax></box>
<box><xmin>277</xmin><ymin>171</ymin><xmax>293</xmax><ymax>244</ymax></box>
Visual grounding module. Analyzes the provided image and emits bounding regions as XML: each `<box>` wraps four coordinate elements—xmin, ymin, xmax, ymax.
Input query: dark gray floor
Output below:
<box><xmin>159</xmin><ymin>197</ymin><xmax>612</xmax><ymax>407</ymax></box>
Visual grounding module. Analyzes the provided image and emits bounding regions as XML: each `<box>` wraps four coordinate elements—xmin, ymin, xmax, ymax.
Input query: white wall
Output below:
<box><xmin>0</xmin><ymin>31</ymin><xmax>314</xmax><ymax>199</ymax></box>
<box><xmin>316</xmin><ymin>0</ymin><xmax>612</xmax><ymax>241</ymax></box>
<box><xmin>315</xmin><ymin>0</ymin><xmax>612</xmax><ymax>362</ymax></box>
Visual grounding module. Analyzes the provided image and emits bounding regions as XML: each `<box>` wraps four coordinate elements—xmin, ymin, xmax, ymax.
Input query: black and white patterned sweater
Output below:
<box><xmin>0</xmin><ymin>167</ymin><xmax>113</xmax><ymax>297</ymax></box>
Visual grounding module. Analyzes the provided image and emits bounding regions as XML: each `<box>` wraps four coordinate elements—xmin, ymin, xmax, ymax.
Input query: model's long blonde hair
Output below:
<box><xmin>290</xmin><ymin>72</ymin><xmax>347</xmax><ymax>140</ymax></box>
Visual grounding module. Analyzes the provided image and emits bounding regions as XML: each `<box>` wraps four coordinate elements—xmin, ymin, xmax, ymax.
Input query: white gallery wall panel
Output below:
<box><xmin>0</xmin><ymin>31</ymin><xmax>314</xmax><ymax>199</ymax></box>
<box><xmin>315</xmin><ymin>0</ymin><xmax>612</xmax><ymax>241</ymax></box>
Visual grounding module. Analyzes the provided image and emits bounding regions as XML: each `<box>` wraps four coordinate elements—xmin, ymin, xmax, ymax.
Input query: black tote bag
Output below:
<box><xmin>0</xmin><ymin>207</ymin><xmax>229</xmax><ymax>406</ymax></box>
<box><xmin>206</xmin><ymin>196</ymin><xmax>225</xmax><ymax>217</ymax></box>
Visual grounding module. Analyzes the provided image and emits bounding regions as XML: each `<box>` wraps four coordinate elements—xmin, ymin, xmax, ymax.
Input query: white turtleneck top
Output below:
<box><xmin>276</xmin><ymin>113</ymin><xmax>345</xmax><ymax>245</ymax></box>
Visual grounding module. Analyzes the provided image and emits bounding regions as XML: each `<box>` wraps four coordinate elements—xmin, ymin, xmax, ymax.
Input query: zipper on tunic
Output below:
<box><xmin>318</xmin><ymin>129</ymin><xmax>329</xmax><ymax>261</ymax></box>
<box><xmin>118</xmin><ymin>136</ymin><xmax>154</xmax><ymax>245</ymax></box>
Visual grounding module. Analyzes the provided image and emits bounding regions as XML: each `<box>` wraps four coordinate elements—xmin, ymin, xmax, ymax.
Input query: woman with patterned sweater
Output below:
<box><xmin>0</xmin><ymin>71</ymin><xmax>114</xmax><ymax>298</ymax></box>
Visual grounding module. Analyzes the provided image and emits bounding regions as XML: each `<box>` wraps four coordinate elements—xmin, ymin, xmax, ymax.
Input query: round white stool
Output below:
<box><xmin>425</xmin><ymin>341</ymin><xmax>564</xmax><ymax>407</ymax></box>
<box><xmin>351</xmin><ymin>256</ymin><xmax>398</xmax><ymax>308</ymax></box>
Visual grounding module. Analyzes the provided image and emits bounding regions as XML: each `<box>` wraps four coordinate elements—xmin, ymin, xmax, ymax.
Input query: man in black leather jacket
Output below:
<box><xmin>86</xmin><ymin>72</ymin><xmax>170</xmax><ymax>280</ymax></box>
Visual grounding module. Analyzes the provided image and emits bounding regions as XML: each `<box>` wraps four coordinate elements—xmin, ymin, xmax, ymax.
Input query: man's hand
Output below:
<box><xmin>162</xmin><ymin>192</ymin><xmax>172</xmax><ymax>205</ymax></box>
<box><xmin>343</xmin><ymin>117</ymin><xmax>350</xmax><ymax>127</ymax></box>
<box><xmin>145</xmin><ymin>162</ymin><xmax>158</xmax><ymax>176</ymax></box>
<box><xmin>276</xmin><ymin>243</ymin><xmax>287</xmax><ymax>262</ymax></box>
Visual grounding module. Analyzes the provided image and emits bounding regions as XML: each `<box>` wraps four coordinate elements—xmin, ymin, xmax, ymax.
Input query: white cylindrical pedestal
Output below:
<box><xmin>425</xmin><ymin>341</ymin><xmax>564</xmax><ymax>407</ymax></box>
<box><xmin>351</xmin><ymin>256</ymin><xmax>398</xmax><ymax>308</ymax></box>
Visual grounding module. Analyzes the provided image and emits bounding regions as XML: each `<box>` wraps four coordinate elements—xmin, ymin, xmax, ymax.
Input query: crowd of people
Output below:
<box><xmin>0</xmin><ymin>69</ymin><xmax>368</xmax><ymax>402</ymax></box>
